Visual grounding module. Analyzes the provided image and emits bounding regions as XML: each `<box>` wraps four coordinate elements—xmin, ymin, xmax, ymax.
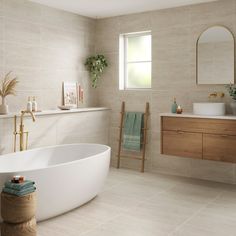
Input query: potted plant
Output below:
<box><xmin>84</xmin><ymin>55</ymin><xmax>108</xmax><ymax>88</ymax></box>
<box><xmin>226</xmin><ymin>83</ymin><xmax>236</xmax><ymax>115</ymax></box>
<box><xmin>0</xmin><ymin>72</ymin><xmax>18</xmax><ymax>115</ymax></box>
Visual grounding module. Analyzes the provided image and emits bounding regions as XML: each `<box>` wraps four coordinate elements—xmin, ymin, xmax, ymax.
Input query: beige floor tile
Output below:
<box><xmin>173</xmin><ymin>210</ymin><xmax>236</xmax><ymax>236</ymax></box>
<box><xmin>82</xmin><ymin>214</ymin><xmax>171</xmax><ymax>236</ymax></box>
<box><xmin>38</xmin><ymin>168</ymin><xmax>236</xmax><ymax>236</ymax></box>
<box><xmin>171</xmin><ymin>224</ymin><xmax>229</xmax><ymax>236</ymax></box>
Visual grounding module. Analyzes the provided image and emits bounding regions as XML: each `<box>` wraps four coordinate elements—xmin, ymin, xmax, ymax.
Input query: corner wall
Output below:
<box><xmin>95</xmin><ymin>0</ymin><xmax>236</xmax><ymax>183</ymax></box>
<box><xmin>0</xmin><ymin>0</ymin><xmax>97</xmax><ymax>111</ymax></box>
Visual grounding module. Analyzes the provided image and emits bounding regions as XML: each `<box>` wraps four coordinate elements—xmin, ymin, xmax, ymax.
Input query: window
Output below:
<box><xmin>119</xmin><ymin>31</ymin><xmax>152</xmax><ymax>90</ymax></box>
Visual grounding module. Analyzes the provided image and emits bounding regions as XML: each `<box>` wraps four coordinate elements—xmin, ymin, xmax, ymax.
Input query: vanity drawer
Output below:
<box><xmin>203</xmin><ymin>134</ymin><xmax>236</xmax><ymax>163</ymax></box>
<box><xmin>162</xmin><ymin>131</ymin><xmax>202</xmax><ymax>159</ymax></box>
<box><xmin>162</xmin><ymin>117</ymin><xmax>236</xmax><ymax>135</ymax></box>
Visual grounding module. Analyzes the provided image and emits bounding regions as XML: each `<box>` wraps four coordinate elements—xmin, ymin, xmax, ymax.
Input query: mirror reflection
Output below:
<box><xmin>197</xmin><ymin>26</ymin><xmax>234</xmax><ymax>85</ymax></box>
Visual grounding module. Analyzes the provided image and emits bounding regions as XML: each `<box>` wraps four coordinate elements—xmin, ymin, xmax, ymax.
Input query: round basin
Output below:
<box><xmin>193</xmin><ymin>103</ymin><xmax>225</xmax><ymax>116</ymax></box>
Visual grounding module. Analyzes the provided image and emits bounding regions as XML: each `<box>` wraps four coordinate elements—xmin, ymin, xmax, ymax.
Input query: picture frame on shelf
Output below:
<box><xmin>62</xmin><ymin>82</ymin><xmax>78</xmax><ymax>108</ymax></box>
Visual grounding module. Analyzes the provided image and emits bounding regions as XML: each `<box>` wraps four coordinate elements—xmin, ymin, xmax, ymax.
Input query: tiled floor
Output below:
<box><xmin>38</xmin><ymin>168</ymin><xmax>236</xmax><ymax>236</ymax></box>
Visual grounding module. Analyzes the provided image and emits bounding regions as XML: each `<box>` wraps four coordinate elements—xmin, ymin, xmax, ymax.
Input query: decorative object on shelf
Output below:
<box><xmin>26</xmin><ymin>96</ymin><xmax>32</xmax><ymax>112</ymax></box>
<box><xmin>32</xmin><ymin>97</ymin><xmax>37</xmax><ymax>112</ymax></box>
<box><xmin>226</xmin><ymin>83</ymin><xmax>236</xmax><ymax>115</ymax></box>
<box><xmin>77</xmin><ymin>83</ymin><xmax>84</xmax><ymax>107</ymax></box>
<box><xmin>58</xmin><ymin>105</ymin><xmax>73</xmax><ymax>110</ymax></box>
<box><xmin>62</xmin><ymin>82</ymin><xmax>77</xmax><ymax>108</ymax></box>
<box><xmin>84</xmin><ymin>54</ymin><xmax>108</xmax><ymax>88</ymax></box>
<box><xmin>0</xmin><ymin>72</ymin><xmax>18</xmax><ymax>115</ymax></box>
<box><xmin>176</xmin><ymin>105</ymin><xmax>183</xmax><ymax>114</ymax></box>
<box><xmin>80</xmin><ymin>89</ymin><xmax>84</xmax><ymax>104</ymax></box>
<box><xmin>171</xmin><ymin>97</ymin><xmax>178</xmax><ymax>113</ymax></box>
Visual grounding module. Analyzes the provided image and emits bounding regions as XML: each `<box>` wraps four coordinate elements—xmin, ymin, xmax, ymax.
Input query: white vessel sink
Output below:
<box><xmin>193</xmin><ymin>103</ymin><xmax>226</xmax><ymax>116</ymax></box>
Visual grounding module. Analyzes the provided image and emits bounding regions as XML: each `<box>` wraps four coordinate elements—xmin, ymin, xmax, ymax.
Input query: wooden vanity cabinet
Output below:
<box><xmin>203</xmin><ymin>134</ymin><xmax>236</xmax><ymax>163</ymax></box>
<box><xmin>162</xmin><ymin>131</ymin><xmax>202</xmax><ymax>159</ymax></box>
<box><xmin>161</xmin><ymin>116</ymin><xmax>236</xmax><ymax>163</ymax></box>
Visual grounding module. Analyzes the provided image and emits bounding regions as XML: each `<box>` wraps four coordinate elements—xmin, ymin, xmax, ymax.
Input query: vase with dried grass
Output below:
<box><xmin>0</xmin><ymin>72</ymin><xmax>18</xmax><ymax>115</ymax></box>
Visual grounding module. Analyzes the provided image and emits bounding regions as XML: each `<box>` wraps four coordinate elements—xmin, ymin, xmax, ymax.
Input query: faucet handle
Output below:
<box><xmin>217</xmin><ymin>92</ymin><xmax>225</xmax><ymax>98</ymax></box>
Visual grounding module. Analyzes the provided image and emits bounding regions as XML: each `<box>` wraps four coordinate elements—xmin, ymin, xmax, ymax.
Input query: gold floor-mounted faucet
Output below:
<box><xmin>13</xmin><ymin>110</ymin><xmax>36</xmax><ymax>152</ymax></box>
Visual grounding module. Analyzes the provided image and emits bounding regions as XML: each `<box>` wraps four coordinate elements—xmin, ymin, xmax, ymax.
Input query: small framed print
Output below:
<box><xmin>63</xmin><ymin>82</ymin><xmax>78</xmax><ymax>107</ymax></box>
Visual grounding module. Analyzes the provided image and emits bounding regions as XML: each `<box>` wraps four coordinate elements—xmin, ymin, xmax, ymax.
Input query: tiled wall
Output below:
<box><xmin>0</xmin><ymin>0</ymin><xmax>97</xmax><ymax>112</ymax></box>
<box><xmin>95</xmin><ymin>0</ymin><xmax>236</xmax><ymax>183</ymax></box>
<box><xmin>0</xmin><ymin>0</ymin><xmax>235</xmax><ymax>184</ymax></box>
<box><xmin>0</xmin><ymin>2</ymin><xmax>108</xmax><ymax>166</ymax></box>
<box><xmin>0</xmin><ymin>110</ymin><xmax>110</xmax><ymax>155</ymax></box>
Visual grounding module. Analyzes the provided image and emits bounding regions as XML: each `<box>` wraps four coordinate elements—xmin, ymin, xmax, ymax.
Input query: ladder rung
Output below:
<box><xmin>120</xmin><ymin>112</ymin><xmax>150</xmax><ymax>116</ymax></box>
<box><xmin>117</xmin><ymin>139</ymin><xmax>147</xmax><ymax>145</ymax></box>
<box><xmin>118</xmin><ymin>126</ymin><xmax>149</xmax><ymax>131</ymax></box>
<box><xmin>117</xmin><ymin>102</ymin><xmax>149</xmax><ymax>173</ymax></box>
<box><xmin>117</xmin><ymin>154</ymin><xmax>146</xmax><ymax>160</ymax></box>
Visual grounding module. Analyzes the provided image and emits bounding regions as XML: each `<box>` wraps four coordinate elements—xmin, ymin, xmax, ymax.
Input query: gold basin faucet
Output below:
<box><xmin>13</xmin><ymin>110</ymin><xmax>36</xmax><ymax>152</ymax></box>
<box><xmin>208</xmin><ymin>92</ymin><xmax>225</xmax><ymax>99</ymax></box>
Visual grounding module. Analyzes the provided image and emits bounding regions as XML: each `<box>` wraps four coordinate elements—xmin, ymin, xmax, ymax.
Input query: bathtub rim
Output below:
<box><xmin>0</xmin><ymin>143</ymin><xmax>111</xmax><ymax>174</ymax></box>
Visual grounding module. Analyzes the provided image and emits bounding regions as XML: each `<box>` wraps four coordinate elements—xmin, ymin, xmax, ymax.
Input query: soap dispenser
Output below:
<box><xmin>171</xmin><ymin>97</ymin><xmax>178</xmax><ymax>113</ymax></box>
<box><xmin>27</xmin><ymin>96</ymin><xmax>32</xmax><ymax>112</ymax></box>
<box><xmin>32</xmin><ymin>96</ymin><xmax>37</xmax><ymax>112</ymax></box>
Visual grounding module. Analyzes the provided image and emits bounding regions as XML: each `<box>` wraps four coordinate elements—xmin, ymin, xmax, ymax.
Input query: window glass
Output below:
<box><xmin>119</xmin><ymin>32</ymin><xmax>152</xmax><ymax>90</ymax></box>
<box><xmin>127</xmin><ymin>62</ymin><xmax>151</xmax><ymax>89</ymax></box>
<box><xmin>127</xmin><ymin>35</ymin><xmax>151</xmax><ymax>62</ymax></box>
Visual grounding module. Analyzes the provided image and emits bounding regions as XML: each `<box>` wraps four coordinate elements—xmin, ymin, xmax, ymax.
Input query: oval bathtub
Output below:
<box><xmin>0</xmin><ymin>143</ymin><xmax>111</xmax><ymax>221</ymax></box>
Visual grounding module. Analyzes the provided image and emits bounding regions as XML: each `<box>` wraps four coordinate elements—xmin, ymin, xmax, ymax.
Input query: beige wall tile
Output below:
<box><xmin>95</xmin><ymin>0</ymin><xmax>236</xmax><ymax>182</ymax></box>
<box><xmin>0</xmin><ymin>0</ymin><xmax>97</xmax><ymax>113</ymax></box>
<box><xmin>5</xmin><ymin>19</ymin><xmax>40</xmax><ymax>45</ymax></box>
<box><xmin>4</xmin><ymin>0</ymin><xmax>42</xmax><ymax>23</ymax></box>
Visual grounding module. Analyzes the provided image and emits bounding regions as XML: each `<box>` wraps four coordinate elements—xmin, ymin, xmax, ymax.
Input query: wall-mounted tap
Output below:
<box><xmin>13</xmin><ymin>110</ymin><xmax>36</xmax><ymax>152</ymax></box>
<box><xmin>208</xmin><ymin>92</ymin><xmax>225</xmax><ymax>99</ymax></box>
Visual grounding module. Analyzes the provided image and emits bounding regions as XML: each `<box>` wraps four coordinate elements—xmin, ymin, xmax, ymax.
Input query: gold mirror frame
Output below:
<box><xmin>196</xmin><ymin>25</ymin><xmax>235</xmax><ymax>85</ymax></box>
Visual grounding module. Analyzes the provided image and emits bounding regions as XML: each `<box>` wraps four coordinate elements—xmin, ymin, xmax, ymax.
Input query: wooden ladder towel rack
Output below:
<box><xmin>117</xmin><ymin>101</ymin><xmax>150</xmax><ymax>172</ymax></box>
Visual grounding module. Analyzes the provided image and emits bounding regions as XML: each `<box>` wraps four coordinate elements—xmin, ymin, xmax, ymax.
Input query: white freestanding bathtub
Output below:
<box><xmin>0</xmin><ymin>143</ymin><xmax>111</xmax><ymax>221</ymax></box>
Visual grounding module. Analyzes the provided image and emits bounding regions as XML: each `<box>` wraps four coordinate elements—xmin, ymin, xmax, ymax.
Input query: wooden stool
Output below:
<box><xmin>1</xmin><ymin>217</ymin><xmax>37</xmax><ymax>236</ymax></box>
<box><xmin>1</xmin><ymin>192</ymin><xmax>37</xmax><ymax>236</ymax></box>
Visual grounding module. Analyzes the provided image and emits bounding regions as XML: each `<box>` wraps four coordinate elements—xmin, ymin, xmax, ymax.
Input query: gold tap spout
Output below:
<box><xmin>208</xmin><ymin>92</ymin><xmax>225</xmax><ymax>99</ymax></box>
<box><xmin>208</xmin><ymin>92</ymin><xmax>217</xmax><ymax>98</ymax></box>
<box><xmin>20</xmin><ymin>110</ymin><xmax>36</xmax><ymax>124</ymax></box>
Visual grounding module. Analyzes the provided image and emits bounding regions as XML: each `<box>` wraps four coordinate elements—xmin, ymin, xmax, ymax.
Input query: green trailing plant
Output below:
<box><xmin>226</xmin><ymin>83</ymin><xmax>236</xmax><ymax>100</ymax></box>
<box><xmin>0</xmin><ymin>71</ymin><xmax>18</xmax><ymax>105</ymax></box>
<box><xmin>84</xmin><ymin>55</ymin><xmax>108</xmax><ymax>88</ymax></box>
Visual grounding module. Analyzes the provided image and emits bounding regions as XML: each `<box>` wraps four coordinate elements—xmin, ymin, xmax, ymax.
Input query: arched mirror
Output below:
<box><xmin>197</xmin><ymin>26</ymin><xmax>235</xmax><ymax>84</ymax></box>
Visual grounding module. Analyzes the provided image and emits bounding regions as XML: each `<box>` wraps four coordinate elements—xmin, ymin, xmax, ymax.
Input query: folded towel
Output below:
<box><xmin>4</xmin><ymin>180</ymin><xmax>35</xmax><ymax>191</ymax></box>
<box><xmin>3</xmin><ymin>186</ymin><xmax>36</xmax><ymax>197</ymax></box>
<box><xmin>123</xmin><ymin>112</ymin><xmax>144</xmax><ymax>151</ymax></box>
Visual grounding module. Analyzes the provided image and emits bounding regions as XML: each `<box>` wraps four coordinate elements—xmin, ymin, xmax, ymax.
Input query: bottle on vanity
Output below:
<box><xmin>171</xmin><ymin>97</ymin><xmax>178</xmax><ymax>113</ymax></box>
<box><xmin>27</xmin><ymin>96</ymin><xmax>32</xmax><ymax>112</ymax></box>
<box><xmin>32</xmin><ymin>96</ymin><xmax>37</xmax><ymax>112</ymax></box>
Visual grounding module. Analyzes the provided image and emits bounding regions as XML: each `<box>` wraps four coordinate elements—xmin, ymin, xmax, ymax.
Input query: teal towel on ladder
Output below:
<box><xmin>123</xmin><ymin>112</ymin><xmax>144</xmax><ymax>151</ymax></box>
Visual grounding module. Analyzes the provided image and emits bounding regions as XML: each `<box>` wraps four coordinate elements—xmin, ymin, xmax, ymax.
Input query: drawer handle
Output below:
<box><xmin>177</xmin><ymin>130</ymin><xmax>184</xmax><ymax>134</ymax></box>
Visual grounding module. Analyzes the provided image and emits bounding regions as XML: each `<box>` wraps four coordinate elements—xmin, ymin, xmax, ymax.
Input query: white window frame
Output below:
<box><xmin>119</xmin><ymin>31</ymin><xmax>152</xmax><ymax>90</ymax></box>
